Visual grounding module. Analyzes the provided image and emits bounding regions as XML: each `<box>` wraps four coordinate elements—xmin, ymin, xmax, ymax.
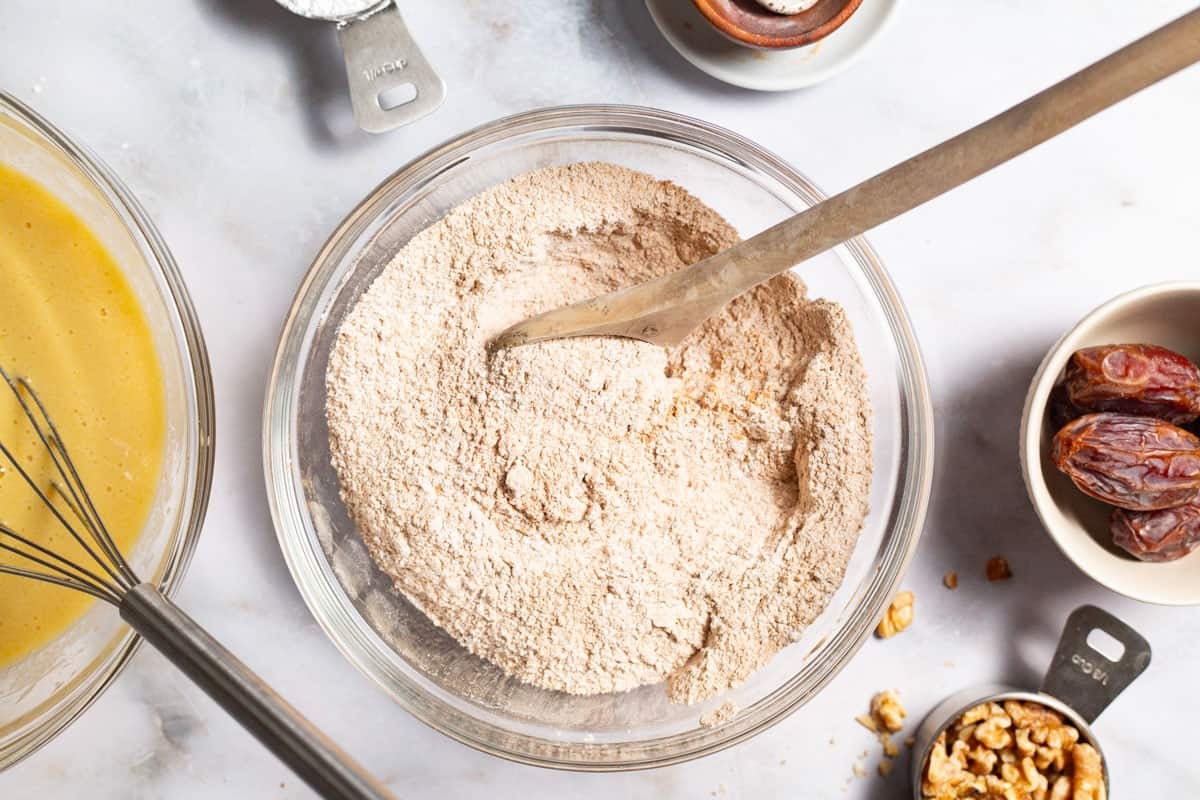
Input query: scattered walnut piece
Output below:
<box><xmin>921</xmin><ymin>699</ymin><xmax>1103</xmax><ymax>800</ymax></box>
<box><xmin>943</xmin><ymin>571</ymin><xmax>959</xmax><ymax>589</ymax></box>
<box><xmin>871</xmin><ymin>690</ymin><xmax>907</xmax><ymax>733</ymax></box>
<box><xmin>857</xmin><ymin>691</ymin><xmax>908</xmax><ymax>779</ymax></box>
<box><xmin>986</xmin><ymin>556</ymin><xmax>1013</xmax><ymax>582</ymax></box>
<box><xmin>876</xmin><ymin>591</ymin><xmax>915</xmax><ymax>638</ymax></box>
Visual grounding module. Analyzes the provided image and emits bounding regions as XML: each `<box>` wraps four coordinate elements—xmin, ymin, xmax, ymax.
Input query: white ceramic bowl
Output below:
<box><xmin>1020</xmin><ymin>282</ymin><xmax>1200</xmax><ymax>605</ymax></box>
<box><xmin>644</xmin><ymin>0</ymin><xmax>901</xmax><ymax>91</ymax></box>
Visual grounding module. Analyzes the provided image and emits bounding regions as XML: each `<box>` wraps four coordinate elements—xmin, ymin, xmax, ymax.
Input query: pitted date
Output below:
<box><xmin>1052</xmin><ymin>413</ymin><xmax>1200</xmax><ymax>510</ymax></box>
<box><xmin>1065</xmin><ymin>344</ymin><xmax>1200</xmax><ymax>423</ymax></box>
<box><xmin>1112</xmin><ymin>501</ymin><xmax>1200</xmax><ymax>562</ymax></box>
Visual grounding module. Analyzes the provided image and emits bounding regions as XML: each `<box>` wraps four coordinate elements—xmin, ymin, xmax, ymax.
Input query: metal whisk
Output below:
<box><xmin>0</xmin><ymin>367</ymin><xmax>394</xmax><ymax>800</ymax></box>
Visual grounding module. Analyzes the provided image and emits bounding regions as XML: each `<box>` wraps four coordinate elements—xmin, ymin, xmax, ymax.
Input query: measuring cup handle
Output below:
<box><xmin>1040</xmin><ymin>605</ymin><xmax>1151</xmax><ymax>724</ymax></box>
<box><xmin>336</xmin><ymin>1</ymin><xmax>445</xmax><ymax>133</ymax></box>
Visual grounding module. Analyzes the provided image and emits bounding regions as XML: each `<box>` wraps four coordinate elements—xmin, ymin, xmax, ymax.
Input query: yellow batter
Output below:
<box><xmin>0</xmin><ymin>163</ymin><xmax>164</xmax><ymax>666</ymax></box>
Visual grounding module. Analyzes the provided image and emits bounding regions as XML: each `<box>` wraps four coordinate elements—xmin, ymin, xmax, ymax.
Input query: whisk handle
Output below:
<box><xmin>120</xmin><ymin>583</ymin><xmax>395</xmax><ymax>800</ymax></box>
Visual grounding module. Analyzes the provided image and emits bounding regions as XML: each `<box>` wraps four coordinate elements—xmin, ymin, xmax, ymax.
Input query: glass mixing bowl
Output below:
<box><xmin>265</xmin><ymin>105</ymin><xmax>933</xmax><ymax>770</ymax></box>
<box><xmin>0</xmin><ymin>94</ymin><xmax>215</xmax><ymax>770</ymax></box>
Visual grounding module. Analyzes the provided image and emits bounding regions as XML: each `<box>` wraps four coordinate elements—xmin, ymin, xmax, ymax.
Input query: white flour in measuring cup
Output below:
<box><xmin>275</xmin><ymin>0</ymin><xmax>380</xmax><ymax>20</ymax></box>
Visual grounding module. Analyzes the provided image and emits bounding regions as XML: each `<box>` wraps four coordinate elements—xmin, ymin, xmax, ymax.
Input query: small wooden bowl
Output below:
<box><xmin>691</xmin><ymin>0</ymin><xmax>864</xmax><ymax>50</ymax></box>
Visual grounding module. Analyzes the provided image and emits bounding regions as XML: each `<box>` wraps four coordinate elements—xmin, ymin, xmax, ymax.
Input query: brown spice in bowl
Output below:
<box><xmin>692</xmin><ymin>0</ymin><xmax>864</xmax><ymax>49</ymax></box>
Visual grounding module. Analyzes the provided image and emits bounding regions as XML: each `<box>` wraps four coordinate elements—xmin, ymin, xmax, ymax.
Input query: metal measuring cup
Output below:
<box><xmin>275</xmin><ymin>0</ymin><xmax>445</xmax><ymax>133</ymax></box>
<box><xmin>910</xmin><ymin>606</ymin><xmax>1151</xmax><ymax>798</ymax></box>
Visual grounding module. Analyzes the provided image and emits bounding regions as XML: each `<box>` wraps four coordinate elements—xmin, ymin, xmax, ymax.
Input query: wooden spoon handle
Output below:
<box><xmin>726</xmin><ymin>8</ymin><xmax>1200</xmax><ymax>288</ymax></box>
<box><xmin>494</xmin><ymin>9</ymin><xmax>1200</xmax><ymax>350</ymax></box>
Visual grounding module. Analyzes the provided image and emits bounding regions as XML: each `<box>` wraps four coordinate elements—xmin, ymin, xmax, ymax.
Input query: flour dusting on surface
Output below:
<box><xmin>325</xmin><ymin>163</ymin><xmax>873</xmax><ymax>703</ymax></box>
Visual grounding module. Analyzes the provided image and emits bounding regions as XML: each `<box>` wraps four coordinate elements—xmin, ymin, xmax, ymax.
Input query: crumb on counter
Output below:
<box><xmin>944</xmin><ymin>570</ymin><xmax>959</xmax><ymax>589</ymax></box>
<box><xmin>986</xmin><ymin>556</ymin><xmax>1013</xmax><ymax>582</ymax></box>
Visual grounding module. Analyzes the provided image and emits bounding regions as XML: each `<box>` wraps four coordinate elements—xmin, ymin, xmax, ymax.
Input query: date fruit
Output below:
<box><xmin>1051</xmin><ymin>413</ymin><xmax>1200</xmax><ymax>510</ymax></box>
<box><xmin>1065</xmin><ymin>344</ymin><xmax>1200</xmax><ymax>424</ymax></box>
<box><xmin>1111</xmin><ymin>501</ymin><xmax>1200</xmax><ymax>562</ymax></box>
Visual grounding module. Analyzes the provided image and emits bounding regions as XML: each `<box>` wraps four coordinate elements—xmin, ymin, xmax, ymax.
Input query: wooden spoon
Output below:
<box><xmin>493</xmin><ymin>9</ymin><xmax>1200</xmax><ymax>351</ymax></box>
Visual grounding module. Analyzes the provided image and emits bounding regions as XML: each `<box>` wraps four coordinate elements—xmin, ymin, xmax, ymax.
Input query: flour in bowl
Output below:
<box><xmin>325</xmin><ymin>163</ymin><xmax>872</xmax><ymax>703</ymax></box>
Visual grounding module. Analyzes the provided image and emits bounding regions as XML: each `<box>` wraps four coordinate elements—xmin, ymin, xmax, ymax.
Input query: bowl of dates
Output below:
<box><xmin>1021</xmin><ymin>282</ymin><xmax>1200</xmax><ymax>605</ymax></box>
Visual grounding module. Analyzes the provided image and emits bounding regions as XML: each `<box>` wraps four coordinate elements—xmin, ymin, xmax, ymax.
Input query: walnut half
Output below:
<box><xmin>876</xmin><ymin>591</ymin><xmax>914</xmax><ymax>638</ymax></box>
<box><xmin>871</xmin><ymin>690</ymin><xmax>907</xmax><ymax>733</ymax></box>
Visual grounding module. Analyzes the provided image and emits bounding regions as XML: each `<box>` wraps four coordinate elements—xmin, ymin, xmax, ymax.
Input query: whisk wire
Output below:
<box><xmin>0</xmin><ymin>523</ymin><xmax>121</xmax><ymax>604</ymax></box>
<box><xmin>5</xmin><ymin>372</ymin><xmax>122</xmax><ymax>564</ymax></box>
<box><xmin>51</xmin><ymin>478</ymin><xmax>124</xmax><ymax>570</ymax></box>
<box><xmin>18</xmin><ymin>375</ymin><xmax>137</xmax><ymax>583</ymax></box>
<box><xmin>0</xmin><ymin>367</ymin><xmax>134</xmax><ymax>597</ymax></box>
<box><xmin>0</xmin><ymin>436</ymin><xmax>127</xmax><ymax>589</ymax></box>
<box><xmin>0</xmin><ymin>564</ymin><xmax>117</xmax><ymax>603</ymax></box>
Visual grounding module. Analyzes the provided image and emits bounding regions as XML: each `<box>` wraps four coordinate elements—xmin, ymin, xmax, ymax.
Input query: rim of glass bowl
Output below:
<box><xmin>0</xmin><ymin>93</ymin><xmax>216</xmax><ymax>771</ymax></box>
<box><xmin>264</xmin><ymin>104</ymin><xmax>934</xmax><ymax>771</ymax></box>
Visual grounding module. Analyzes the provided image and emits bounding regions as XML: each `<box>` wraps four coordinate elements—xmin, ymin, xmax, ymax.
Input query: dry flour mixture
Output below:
<box><xmin>325</xmin><ymin>163</ymin><xmax>873</xmax><ymax>703</ymax></box>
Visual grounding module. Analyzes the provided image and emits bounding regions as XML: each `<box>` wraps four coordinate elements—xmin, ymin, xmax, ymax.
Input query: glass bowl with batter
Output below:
<box><xmin>265</xmin><ymin>105</ymin><xmax>934</xmax><ymax>770</ymax></box>
<box><xmin>0</xmin><ymin>94</ymin><xmax>214</xmax><ymax>770</ymax></box>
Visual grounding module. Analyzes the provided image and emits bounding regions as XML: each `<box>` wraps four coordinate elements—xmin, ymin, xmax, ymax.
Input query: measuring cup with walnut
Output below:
<box><xmin>911</xmin><ymin>606</ymin><xmax>1151</xmax><ymax>799</ymax></box>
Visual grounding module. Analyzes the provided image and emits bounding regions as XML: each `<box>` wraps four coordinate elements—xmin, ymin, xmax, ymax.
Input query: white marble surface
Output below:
<box><xmin>3</xmin><ymin>1</ymin><xmax>1200</xmax><ymax>797</ymax></box>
